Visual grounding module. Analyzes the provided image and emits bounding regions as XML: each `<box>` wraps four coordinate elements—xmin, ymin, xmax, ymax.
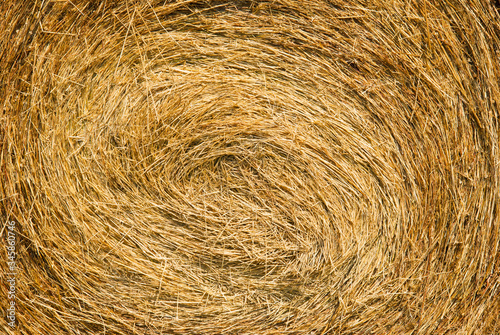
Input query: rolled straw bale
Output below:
<box><xmin>1</xmin><ymin>0</ymin><xmax>499</xmax><ymax>334</ymax></box>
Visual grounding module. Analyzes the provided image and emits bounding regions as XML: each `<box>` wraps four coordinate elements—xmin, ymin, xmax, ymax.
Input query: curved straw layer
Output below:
<box><xmin>1</xmin><ymin>1</ymin><xmax>499</xmax><ymax>334</ymax></box>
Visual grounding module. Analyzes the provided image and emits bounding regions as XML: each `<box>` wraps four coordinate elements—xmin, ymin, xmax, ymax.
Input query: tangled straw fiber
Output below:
<box><xmin>1</xmin><ymin>0</ymin><xmax>500</xmax><ymax>334</ymax></box>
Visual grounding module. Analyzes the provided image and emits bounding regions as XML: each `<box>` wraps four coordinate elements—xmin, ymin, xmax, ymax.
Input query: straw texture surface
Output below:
<box><xmin>1</xmin><ymin>1</ymin><xmax>500</xmax><ymax>334</ymax></box>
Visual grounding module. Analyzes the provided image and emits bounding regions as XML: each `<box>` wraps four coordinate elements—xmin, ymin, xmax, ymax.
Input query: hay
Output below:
<box><xmin>1</xmin><ymin>0</ymin><xmax>499</xmax><ymax>334</ymax></box>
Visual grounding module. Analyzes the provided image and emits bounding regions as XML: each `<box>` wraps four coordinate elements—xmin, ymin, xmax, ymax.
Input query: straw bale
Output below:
<box><xmin>1</xmin><ymin>0</ymin><xmax>499</xmax><ymax>334</ymax></box>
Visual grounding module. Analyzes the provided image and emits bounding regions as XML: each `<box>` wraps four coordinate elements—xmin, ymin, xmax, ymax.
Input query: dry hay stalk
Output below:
<box><xmin>1</xmin><ymin>0</ymin><xmax>500</xmax><ymax>334</ymax></box>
